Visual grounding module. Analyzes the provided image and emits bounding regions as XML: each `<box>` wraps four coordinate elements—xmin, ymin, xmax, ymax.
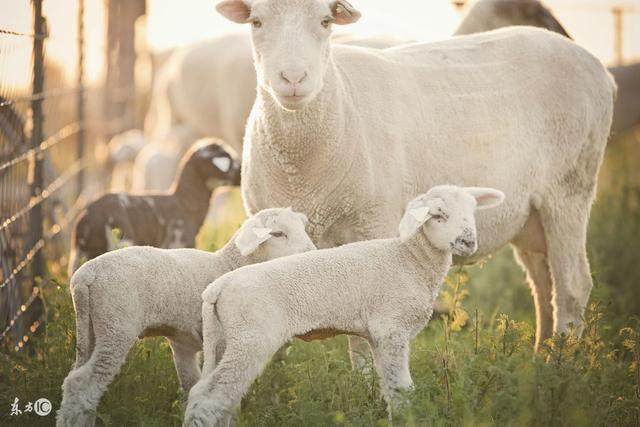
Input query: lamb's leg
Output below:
<box><xmin>168</xmin><ymin>338</ymin><xmax>202</xmax><ymax>393</ymax></box>
<box><xmin>201</xmin><ymin>303</ymin><xmax>226</xmax><ymax>376</ymax></box>
<box><xmin>539</xmin><ymin>195</ymin><xmax>594</xmax><ymax>336</ymax></box>
<box><xmin>512</xmin><ymin>247</ymin><xmax>554</xmax><ymax>350</ymax></box>
<box><xmin>347</xmin><ymin>336</ymin><xmax>373</xmax><ymax>372</ymax></box>
<box><xmin>184</xmin><ymin>337</ymin><xmax>279</xmax><ymax>427</ymax></box>
<box><xmin>57</xmin><ymin>337</ymin><xmax>134</xmax><ymax>427</ymax></box>
<box><xmin>370</xmin><ymin>333</ymin><xmax>413</xmax><ymax>421</ymax></box>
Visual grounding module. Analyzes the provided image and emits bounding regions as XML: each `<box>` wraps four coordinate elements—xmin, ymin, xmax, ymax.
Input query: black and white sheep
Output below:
<box><xmin>68</xmin><ymin>138</ymin><xmax>240</xmax><ymax>277</ymax></box>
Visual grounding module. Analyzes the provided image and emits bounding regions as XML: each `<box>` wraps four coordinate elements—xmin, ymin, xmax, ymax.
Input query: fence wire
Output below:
<box><xmin>0</xmin><ymin>0</ymin><xmax>138</xmax><ymax>353</ymax></box>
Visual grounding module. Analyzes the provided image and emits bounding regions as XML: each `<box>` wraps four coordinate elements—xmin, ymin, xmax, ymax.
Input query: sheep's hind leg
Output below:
<box><xmin>539</xmin><ymin>191</ymin><xmax>595</xmax><ymax>337</ymax></box>
<box><xmin>57</xmin><ymin>337</ymin><xmax>134</xmax><ymax>427</ymax></box>
<box><xmin>184</xmin><ymin>336</ymin><xmax>280</xmax><ymax>427</ymax></box>
<box><xmin>169</xmin><ymin>338</ymin><xmax>202</xmax><ymax>393</ymax></box>
<box><xmin>370</xmin><ymin>332</ymin><xmax>413</xmax><ymax>422</ymax></box>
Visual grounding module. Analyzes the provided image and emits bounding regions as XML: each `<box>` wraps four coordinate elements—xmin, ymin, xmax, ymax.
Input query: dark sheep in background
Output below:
<box><xmin>68</xmin><ymin>138</ymin><xmax>240</xmax><ymax>276</ymax></box>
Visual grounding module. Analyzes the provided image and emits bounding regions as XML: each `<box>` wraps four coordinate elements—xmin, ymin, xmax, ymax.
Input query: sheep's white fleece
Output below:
<box><xmin>242</xmin><ymin>26</ymin><xmax>616</xmax><ymax>344</ymax></box>
<box><xmin>56</xmin><ymin>208</ymin><xmax>314</xmax><ymax>427</ymax></box>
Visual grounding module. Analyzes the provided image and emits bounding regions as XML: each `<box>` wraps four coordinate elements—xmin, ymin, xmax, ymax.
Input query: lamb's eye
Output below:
<box><xmin>270</xmin><ymin>231</ymin><xmax>286</xmax><ymax>238</ymax></box>
<box><xmin>321</xmin><ymin>17</ymin><xmax>333</xmax><ymax>28</ymax></box>
<box><xmin>252</xmin><ymin>19</ymin><xmax>262</xmax><ymax>28</ymax></box>
<box><xmin>431</xmin><ymin>213</ymin><xmax>446</xmax><ymax>222</ymax></box>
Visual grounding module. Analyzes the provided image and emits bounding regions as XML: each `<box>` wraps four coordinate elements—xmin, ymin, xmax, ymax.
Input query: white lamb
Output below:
<box><xmin>217</xmin><ymin>0</ymin><xmax>616</xmax><ymax>356</ymax></box>
<box><xmin>184</xmin><ymin>185</ymin><xmax>504</xmax><ymax>426</ymax></box>
<box><xmin>56</xmin><ymin>208</ymin><xmax>315</xmax><ymax>427</ymax></box>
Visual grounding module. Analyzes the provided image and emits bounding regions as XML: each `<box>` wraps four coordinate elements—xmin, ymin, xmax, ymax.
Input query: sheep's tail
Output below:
<box><xmin>69</xmin><ymin>264</ymin><xmax>96</xmax><ymax>369</ymax></box>
<box><xmin>201</xmin><ymin>279</ymin><xmax>230</xmax><ymax>375</ymax></box>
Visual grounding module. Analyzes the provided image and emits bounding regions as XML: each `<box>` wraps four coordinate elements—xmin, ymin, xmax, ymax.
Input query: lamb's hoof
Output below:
<box><xmin>56</xmin><ymin>409</ymin><xmax>96</xmax><ymax>427</ymax></box>
<box><xmin>183</xmin><ymin>401</ymin><xmax>224</xmax><ymax>427</ymax></box>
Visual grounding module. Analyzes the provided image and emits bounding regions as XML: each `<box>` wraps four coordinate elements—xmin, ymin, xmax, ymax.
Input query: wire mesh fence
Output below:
<box><xmin>0</xmin><ymin>0</ymin><xmax>141</xmax><ymax>353</ymax></box>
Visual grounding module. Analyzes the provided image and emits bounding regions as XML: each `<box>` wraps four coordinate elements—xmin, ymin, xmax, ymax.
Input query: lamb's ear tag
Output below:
<box><xmin>409</xmin><ymin>206</ymin><xmax>430</xmax><ymax>223</ymax></box>
<box><xmin>212</xmin><ymin>156</ymin><xmax>231</xmax><ymax>173</ymax></box>
<box><xmin>253</xmin><ymin>227</ymin><xmax>272</xmax><ymax>239</ymax></box>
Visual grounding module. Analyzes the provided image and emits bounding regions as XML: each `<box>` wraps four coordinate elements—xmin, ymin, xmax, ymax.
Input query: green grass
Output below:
<box><xmin>1</xmin><ymin>188</ymin><xmax>640</xmax><ymax>426</ymax></box>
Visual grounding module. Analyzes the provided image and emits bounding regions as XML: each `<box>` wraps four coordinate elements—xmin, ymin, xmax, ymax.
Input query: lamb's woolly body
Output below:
<box><xmin>58</xmin><ymin>247</ymin><xmax>233</xmax><ymax>427</ymax></box>
<box><xmin>242</xmin><ymin>25</ymin><xmax>616</xmax><ymax>348</ymax></box>
<box><xmin>186</xmin><ymin>237</ymin><xmax>448</xmax><ymax>426</ymax></box>
<box><xmin>58</xmin><ymin>208</ymin><xmax>315</xmax><ymax>427</ymax></box>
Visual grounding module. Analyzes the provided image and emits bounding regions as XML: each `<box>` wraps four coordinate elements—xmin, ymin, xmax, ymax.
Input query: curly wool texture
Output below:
<box><xmin>242</xmin><ymin>25</ymin><xmax>616</xmax><ymax>347</ymax></box>
<box><xmin>57</xmin><ymin>208</ymin><xmax>315</xmax><ymax>427</ymax></box>
<box><xmin>184</xmin><ymin>186</ymin><xmax>499</xmax><ymax>427</ymax></box>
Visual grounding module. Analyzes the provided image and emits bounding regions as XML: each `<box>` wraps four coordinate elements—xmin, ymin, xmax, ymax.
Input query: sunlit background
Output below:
<box><xmin>0</xmin><ymin>0</ymin><xmax>639</xmax><ymax>88</ymax></box>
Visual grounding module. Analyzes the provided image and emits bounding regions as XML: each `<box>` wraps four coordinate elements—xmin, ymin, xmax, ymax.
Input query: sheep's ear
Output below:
<box><xmin>465</xmin><ymin>187</ymin><xmax>505</xmax><ymax>210</ymax></box>
<box><xmin>331</xmin><ymin>0</ymin><xmax>361</xmax><ymax>25</ymax></box>
<box><xmin>212</xmin><ymin>155</ymin><xmax>232</xmax><ymax>173</ymax></box>
<box><xmin>398</xmin><ymin>202</ymin><xmax>432</xmax><ymax>243</ymax></box>
<box><xmin>216</xmin><ymin>0</ymin><xmax>251</xmax><ymax>23</ymax></box>
<box><xmin>235</xmin><ymin>221</ymin><xmax>273</xmax><ymax>256</ymax></box>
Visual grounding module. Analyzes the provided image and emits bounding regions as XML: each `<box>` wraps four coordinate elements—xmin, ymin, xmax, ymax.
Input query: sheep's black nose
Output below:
<box><xmin>456</xmin><ymin>237</ymin><xmax>474</xmax><ymax>249</ymax></box>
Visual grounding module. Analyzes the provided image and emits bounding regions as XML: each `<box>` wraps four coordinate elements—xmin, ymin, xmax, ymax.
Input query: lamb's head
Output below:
<box><xmin>184</xmin><ymin>138</ymin><xmax>241</xmax><ymax>188</ymax></box>
<box><xmin>235</xmin><ymin>207</ymin><xmax>316</xmax><ymax>262</ymax></box>
<box><xmin>216</xmin><ymin>0</ymin><xmax>361</xmax><ymax>111</ymax></box>
<box><xmin>398</xmin><ymin>185</ymin><xmax>505</xmax><ymax>256</ymax></box>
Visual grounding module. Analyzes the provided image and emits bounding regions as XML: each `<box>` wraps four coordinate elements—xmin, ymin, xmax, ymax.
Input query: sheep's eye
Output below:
<box><xmin>321</xmin><ymin>17</ymin><xmax>333</xmax><ymax>28</ymax></box>
<box><xmin>270</xmin><ymin>231</ymin><xmax>286</xmax><ymax>238</ymax></box>
<box><xmin>431</xmin><ymin>213</ymin><xmax>446</xmax><ymax>222</ymax></box>
<box><xmin>251</xmin><ymin>19</ymin><xmax>262</xmax><ymax>28</ymax></box>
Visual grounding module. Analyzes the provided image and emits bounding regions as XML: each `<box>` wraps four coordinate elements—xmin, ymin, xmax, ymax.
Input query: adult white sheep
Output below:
<box><xmin>218</xmin><ymin>0</ymin><xmax>616</xmax><ymax>355</ymax></box>
<box><xmin>184</xmin><ymin>185</ymin><xmax>504</xmax><ymax>426</ymax></box>
<box><xmin>56</xmin><ymin>208</ymin><xmax>315</xmax><ymax>427</ymax></box>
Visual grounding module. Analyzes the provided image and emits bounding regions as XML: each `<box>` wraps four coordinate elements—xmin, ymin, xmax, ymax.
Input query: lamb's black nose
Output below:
<box><xmin>456</xmin><ymin>237</ymin><xmax>475</xmax><ymax>249</ymax></box>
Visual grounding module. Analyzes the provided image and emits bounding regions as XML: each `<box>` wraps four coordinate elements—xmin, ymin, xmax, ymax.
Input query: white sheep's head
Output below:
<box><xmin>398</xmin><ymin>185</ymin><xmax>505</xmax><ymax>256</ymax></box>
<box><xmin>216</xmin><ymin>0</ymin><xmax>361</xmax><ymax>111</ymax></box>
<box><xmin>235</xmin><ymin>207</ymin><xmax>316</xmax><ymax>261</ymax></box>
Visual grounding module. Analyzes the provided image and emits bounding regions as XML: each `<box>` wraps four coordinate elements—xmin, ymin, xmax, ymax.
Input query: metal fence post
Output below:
<box><xmin>29</xmin><ymin>0</ymin><xmax>45</xmax><ymax>280</ymax></box>
<box><xmin>77</xmin><ymin>0</ymin><xmax>85</xmax><ymax>198</ymax></box>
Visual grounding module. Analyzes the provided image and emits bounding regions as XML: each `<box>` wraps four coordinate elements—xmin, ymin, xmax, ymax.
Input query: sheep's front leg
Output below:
<box><xmin>370</xmin><ymin>333</ymin><xmax>413</xmax><ymax>419</ymax></box>
<box><xmin>168</xmin><ymin>338</ymin><xmax>202</xmax><ymax>393</ymax></box>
